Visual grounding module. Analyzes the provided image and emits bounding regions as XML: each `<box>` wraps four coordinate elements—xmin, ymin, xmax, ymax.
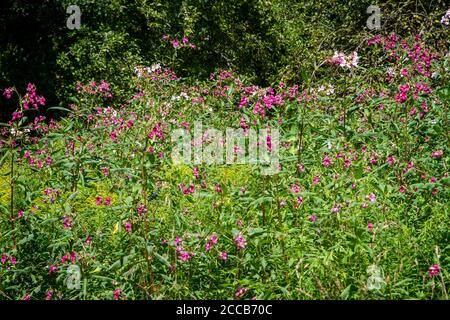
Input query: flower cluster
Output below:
<box><xmin>441</xmin><ymin>9</ymin><xmax>450</xmax><ymax>25</ymax></box>
<box><xmin>327</xmin><ymin>51</ymin><xmax>359</xmax><ymax>68</ymax></box>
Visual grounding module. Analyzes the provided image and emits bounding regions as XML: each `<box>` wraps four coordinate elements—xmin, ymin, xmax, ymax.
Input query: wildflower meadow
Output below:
<box><xmin>0</xmin><ymin>1</ymin><xmax>449</xmax><ymax>301</ymax></box>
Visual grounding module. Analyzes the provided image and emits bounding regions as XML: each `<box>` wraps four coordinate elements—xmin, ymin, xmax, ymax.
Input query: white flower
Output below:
<box><xmin>180</xmin><ymin>92</ymin><xmax>189</xmax><ymax>99</ymax></box>
<box><xmin>150</xmin><ymin>63</ymin><xmax>161</xmax><ymax>72</ymax></box>
<box><xmin>350</xmin><ymin>51</ymin><xmax>359</xmax><ymax>68</ymax></box>
<box><xmin>441</xmin><ymin>9</ymin><xmax>450</xmax><ymax>25</ymax></box>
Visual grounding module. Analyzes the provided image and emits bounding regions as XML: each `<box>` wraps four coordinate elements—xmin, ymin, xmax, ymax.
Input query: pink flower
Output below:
<box><xmin>49</xmin><ymin>265</ymin><xmax>58</xmax><ymax>274</ymax></box>
<box><xmin>17</xmin><ymin>210</ymin><xmax>24</xmax><ymax>218</ymax></box>
<box><xmin>322</xmin><ymin>155</ymin><xmax>332</xmax><ymax>167</ymax></box>
<box><xmin>101</xmin><ymin>167</ymin><xmax>109</xmax><ymax>177</ymax></box>
<box><xmin>22</xmin><ymin>293</ymin><xmax>30</xmax><ymax>300</ymax></box>
<box><xmin>309</xmin><ymin>214</ymin><xmax>317</xmax><ymax>222</ymax></box>
<box><xmin>113</xmin><ymin>289</ymin><xmax>122</xmax><ymax>300</ymax></box>
<box><xmin>431</xmin><ymin>150</ymin><xmax>443</xmax><ymax>158</ymax></box>
<box><xmin>95</xmin><ymin>196</ymin><xmax>102</xmax><ymax>206</ymax></box>
<box><xmin>219</xmin><ymin>251</ymin><xmax>228</xmax><ymax>261</ymax></box>
<box><xmin>178</xmin><ymin>250</ymin><xmax>190</xmax><ymax>262</ymax></box>
<box><xmin>3</xmin><ymin>87</ymin><xmax>13</xmax><ymax>99</ymax></box>
<box><xmin>387</xmin><ymin>155</ymin><xmax>396</xmax><ymax>165</ymax></box>
<box><xmin>428</xmin><ymin>264</ymin><xmax>440</xmax><ymax>278</ymax></box>
<box><xmin>266</xmin><ymin>135</ymin><xmax>272</xmax><ymax>152</ymax></box>
<box><xmin>399</xmin><ymin>185</ymin><xmax>406</xmax><ymax>193</ymax></box>
<box><xmin>235</xmin><ymin>287</ymin><xmax>248</xmax><ymax>298</ymax></box>
<box><xmin>62</xmin><ymin>216</ymin><xmax>72</xmax><ymax>229</ymax></box>
<box><xmin>182</xmin><ymin>37</ymin><xmax>189</xmax><ymax>44</ymax></box>
<box><xmin>367</xmin><ymin>223</ymin><xmax>374</xmax><ymax>232</ymax></box>
<box><xmin>171</xmin><ymin>40</ymin><xmax>180</xmax><ymax>49</ymax></box>
<box><xmin>124</xmin><ymin>222</ymin><xmax>132</xmax><ymax>233</ymax></box>
<box><xmin>331</xmin><ymin>204</ymin><xmax>340</xmax><ymax>214</ymax></box>
<box><xmin>174</xmin><ymin>236</ymin><xmax>182</xmax><ymax>246</ymax></box>
<box><xmin>343</xmin><ymin>158</ymin><xmax>351</xmax><ymax>168</ymax></box>
<box><xmin>368</xmin><ymin>193</ymin><xmax>376</xmax><ymax>203</ymax></box>
<box><xmin>297</xmin><ymin>197</ymin><xmax>303</xmax><ymax>205</ymax></box>
<box><xmin>234</xmin><ymin>233</ymin><xmax>247</xmax><ymax>250</ymax></box>
<box><xmin>46</xmin><ymin>291</ymin><xmax>53</xmax><ymax>300</ymax></box>
<box><xmin>205</xmin><ymin>242</ymin><xmax>212</xmax><ymax>252</ymax></box>
<box><xmin>137</xmin><ymin>203</ymin><xmax>148</xmax><ymax>215</ymax></box>
<box><xmin>312</xmin><ymin>176</ymin><xmax>321</xmax><ymax>185</ymax></box>
<box><xmin>193</xmin><ymin>167</ymin><xmax>200</xmax><ymax>179</ymax></box>
<box><xmin>210</xmin><ymin>235</ymin><xmax>218</xmax><ymax>245</ymax></box>
<box><xmin>104</xmin><ymin>197</ymin><xmax>111</xmax><ymax>206</ymax></box>
<box><xmin>290</xmin><ymin>184</ymin><xmax>300</xmax><ymax>193</ymax></box>
<box><xmin>215</xmin><ymin>184</ymin><xmax>223</xmax><ymax>193</ymax></box>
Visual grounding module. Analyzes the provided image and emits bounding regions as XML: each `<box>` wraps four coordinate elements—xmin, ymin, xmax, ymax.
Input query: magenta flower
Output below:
<box><xmin>368</xmin><ymin>193</ymin><xmax>376</xmax><ymax>203</ymax></box>
<box><xmin>17</xmin><ymin>210</ymin><xmax>24</xmax><ymax>218</ymax></box>
<box><xmin>49</xmin><ymin>265</ymin><xmax>58</xmax><ymax>274</ymax></box>
<box><xmin>124</xmin><ymin>222</ymin><xmax>132</xmax><ymax>233</ymax></box>
<box><xmin>22</xmin><ymin>293</ymin><xmax>30</xmax><ymax>300</ymax></box>
<box><xmin>235</xmin><ymin>287</ymin><xmax>248</xmax><ymax>299</ymax></box>
<box><xmin>331</xmin><ymin>204</ymin><xmax>340</xmax><ymax>214</ymax></box>
<box><xmin>387</xmin><ymin>155</ymin><xmax>396</xmax><ymax>165</ymax></box>
<box><xmin>322</xmin><ymin>155</ymin><xmax>332</xmax><ymax>167</ymax></box>
<box><xmin>431</xmin><ymin>150</ymin><xmax>443</xmax><ymax>158</ymax></box>
<box><xmin>178</xmin><ymin>250</ymin><xmax>190</xmax><ymax>262</ymax></box>
<box><xmin>193</xmin><ymin>167</ymin><xmax>200</xmax><ymax>179</ymax></box>
<box><xmin>210</xmin><ymin>235</ymin><xmax>218</xmax><ymax>245</ymax></box>
<box><xmin>137</xmin><ymin>203</ymin><xmax>148</xmax><ymax>216</ymax></box>
<box><xmin>290</xmin><ymin>184</ymin><xmax>300</xmax><ymax>193</ymax></box>
<box><xmin>45</xmin><ymin>291</ymin><xmax>53</xmax><ymax>300</ymax></box>
<box><xmin>428</xmin><ymin>264</ymin><xmax>440</xmax><ymax>278</ymax></box>
<box><xmin>104</xmin><ymin>197</ymin><xmax>111</xmax><ymax>206</ymax></box>
<box><xmin>215</xmin><ymin>184</ymin><xmax>223</xmax><ymax>193</ymax></box>
<box><xmin>95</xmin><ymin>196</ymin><xmax>102</xmax><ymax>206</ymax></box>
<box><xmin>174</xmin><ymin>236</ymin><xmax>182</xmax><ymax>246</ymax></box>
<box><xmin>367</xmin><ymin>223</ymin><xmax>374</xmax><ymax>232</ymax></box>
<box><xmin>234</xmin><ymin>233</ymin><xmax>247</xmax><ymax>250</ymax></box>
<box><xmin>219</xmin><ymin>251</ymin><xmax>228</xmax><ymax>261</ymax></box>
<box><xmin>309</xmin><ymin>214</ymin><xmax>317</xmax><ymax>222</ymax></box>
<box><xmin>62</xmin><ymin>216</ymin><xmax>72</xmax><ymax>229</ymax></box>
<box><xmin>399</xmin><ymin>185</ymin><xmax>406</xmax><ymax>193</ymax></box>
<box><xmin>101</xmin><ymin>167</ymin><xmax>109</xmax><ymax>177</ymax></box>
<box><xmin>312</xmin><ymin>175</ymin><xmax>321</xmax><ymax>185</ymax></box>
<box><xmin>113</xmin><ymin>288</ymin><xmax>122</xmax><ymax>300</ymax></box>
<box><xmin>171</xmin><ymin>40</ymin><xmax>180</xmax><ymax>48</ymax></box>
<box><xmin>3</xmin><ymin>87</ymin><xmax>13</xmax><ymax>99</ymax></box>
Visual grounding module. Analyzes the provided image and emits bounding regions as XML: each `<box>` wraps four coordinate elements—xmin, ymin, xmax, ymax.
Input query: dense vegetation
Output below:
<box><xmin>0</xmin><ymin>1</ymin><xmax>449</xmax><ymax>300</ymax></box>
